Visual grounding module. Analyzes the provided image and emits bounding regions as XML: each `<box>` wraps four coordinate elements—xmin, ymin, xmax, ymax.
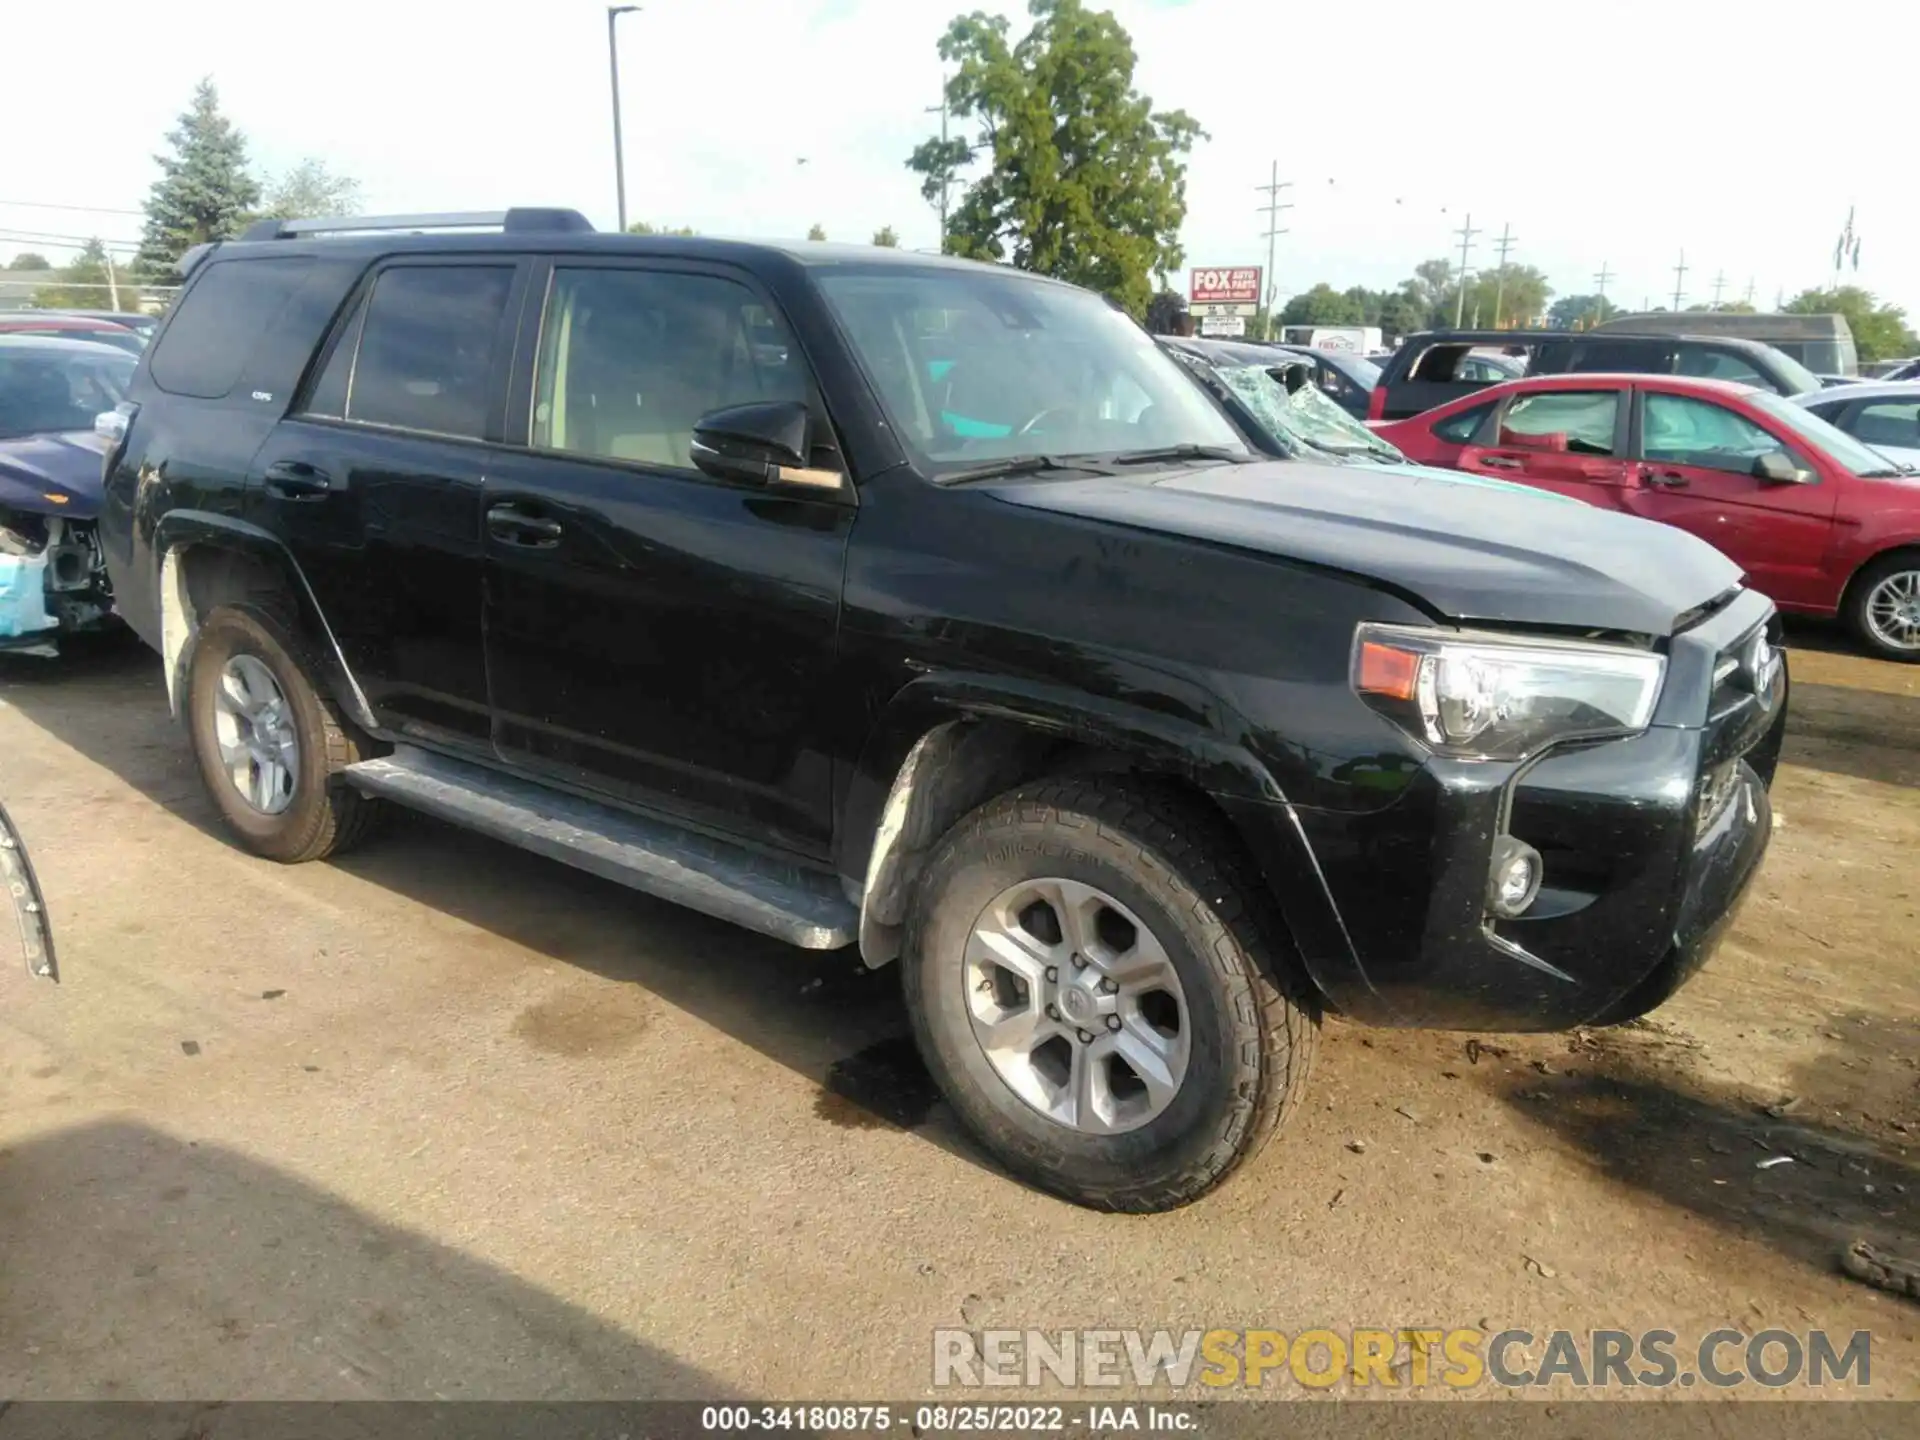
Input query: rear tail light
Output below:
<box><xmin>1367</xmin><ymin>385</ymin><xmax>1386</xmax><ymax>421</ymax></box>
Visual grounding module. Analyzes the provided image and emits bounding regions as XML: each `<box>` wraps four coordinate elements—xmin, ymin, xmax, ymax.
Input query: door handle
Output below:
<box><xmin>487</xmin><ymin>503</ymin><xmax>563</xmax><ymax>546</ymax></box>
<box><xmin>1643</xmin><ymin>468</ymin><xmax>1690</xmax><ymax>488</ymax></box>
<box><xmin>262</xmin><ymin>460</ymin><xmax>332</xmax><ymax>499</ymax></box>
<box><xmin>1476</xmin><ymin>454</ymin><xmax>1524</xmax><ymax>470</ymax></box>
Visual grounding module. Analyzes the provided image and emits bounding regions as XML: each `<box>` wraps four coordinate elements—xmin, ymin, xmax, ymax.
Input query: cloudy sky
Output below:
<box><xmin>6</xmin><ymin>0</ymin><xmax>1915</xmax><ymax>320</ymax></box>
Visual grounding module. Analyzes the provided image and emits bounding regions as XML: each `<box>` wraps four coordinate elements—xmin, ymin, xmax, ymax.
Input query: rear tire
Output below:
<box><xmin>902</xmin><ymin>777</ymin><xmax>1317</xmax><ymax>1212</ymax></box>
<box><xmin>1845</xmin><ymin>551</ymin><xmax>1920</xmax><ymax>663</ymax></box>
<box><xmin>186</xmin><ymin>603</ymin><xmax>384</xmax><ymax>863</ymax></box>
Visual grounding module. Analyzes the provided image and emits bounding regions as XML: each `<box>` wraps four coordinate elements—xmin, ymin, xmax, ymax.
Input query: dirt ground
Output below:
<box><xmin>1</xmin><ymin>623</ymin><xmax>1915</xmax><ymax>1411</ymax></box>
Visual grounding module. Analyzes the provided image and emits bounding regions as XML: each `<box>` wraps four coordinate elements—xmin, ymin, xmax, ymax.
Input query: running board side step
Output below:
<box><xmin>340</xmin><ymin>746</ymin><xmax>858</xmax><ymax>950</ymax></box>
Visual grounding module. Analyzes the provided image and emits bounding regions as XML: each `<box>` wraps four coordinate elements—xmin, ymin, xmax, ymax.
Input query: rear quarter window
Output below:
<box><xmin>1432</xmin><ymin>401</ymin><xmax>1494</xmax><ymax>443</ymax></box>
<box><xmin>147</xmin><ymin>257</ymin><xmax>315</xmax><ymax>399</ymax></box>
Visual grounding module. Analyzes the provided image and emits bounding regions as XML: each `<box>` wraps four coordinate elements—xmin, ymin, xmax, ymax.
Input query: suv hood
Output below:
<box><xmin>0</xmin><ymin>431</ymin><xmax>108</xmax><ymax>521</ymax></box>
<box><xmin>992</xmin><ymin>459</ymin><xmax>1742</xmax><ymax>636</ymax></box>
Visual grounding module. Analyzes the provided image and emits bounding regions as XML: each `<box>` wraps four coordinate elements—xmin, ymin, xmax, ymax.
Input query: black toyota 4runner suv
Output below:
<box><xmin>97</xmin><ymin>210</ymin><xmax>1787</xmax><ymax>1212</ymax></box>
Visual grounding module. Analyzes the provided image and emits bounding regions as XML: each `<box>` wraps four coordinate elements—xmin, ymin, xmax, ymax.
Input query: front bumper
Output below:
<box><xmin>0</xmin><ymin>517</ymin><xmax>116</xmax><ymax>656</ymax></box>
<box><xmin>1223</xmin><ymin>590</ymin><xmax>1785</xmax><ymax>1031</ymax></box>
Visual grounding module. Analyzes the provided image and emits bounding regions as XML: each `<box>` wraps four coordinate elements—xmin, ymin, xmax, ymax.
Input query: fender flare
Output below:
<box><xmin>151</xmin><ymin>511</ymin><xmax>376</xmax><ymax>732</ymax></box>
<box><xmin>840</xmin><ymin>672</ymin><xmax>1287</xmax><ymax>968</ymax></box>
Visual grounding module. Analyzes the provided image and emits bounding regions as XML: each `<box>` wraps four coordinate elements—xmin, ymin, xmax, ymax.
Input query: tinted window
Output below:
<box><xmin>318</xmin><ymin>266</ymin><xmax>513</xmax><ymax>438</ymax></box>
<box><xmin>1642</xmin><ymin>393</ymin><xmax>1788</xmax><ymax>474</ymax></box>
<box><xmin>0</xmin><ymin>347</ymin><xmax>135</xmax><ymax>438</ymax></box>
<box><xmin>1544</xmin><ymin>339</ymin><xmax>1674</xmax><ymax>375</ymax></box>
<box><xmin>532</xmin><ymin>268</ymin><xmax>813</xmax><ymax>470</ymax></box>
<box><xmin>147</xmin><ymin>258</ymin><xmax>314</xmax><ymax>399</ymax></box>
<box><xmin>1851</xmin><ymin>399</ymin><xmax>1920</xmax><ymax>450</ymax></box>
<box><xmin>1432</xmin><ymin>401</ymin><xmax>1493</xmax><ymax>444</ymax></box>
<box><xmin>1674</xmin><ymin>345</ymin><xmax>1765</xmax><ymax>386</ymax></box>
<box><xmin>1499</xmin><ymin>391</ymin><xmax>1619</xmax><ymax>454</ymax></box>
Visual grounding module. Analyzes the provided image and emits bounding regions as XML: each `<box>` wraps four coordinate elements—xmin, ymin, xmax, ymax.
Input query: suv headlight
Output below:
<box><xmin>1353</xmin><ymin>624</ymin><xmax>1666</xmax><ymax>761</ymax></box>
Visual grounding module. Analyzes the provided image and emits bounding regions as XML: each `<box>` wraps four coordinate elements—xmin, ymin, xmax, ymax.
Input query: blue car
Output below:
<box><xmin>0</xmin><ymin>334</ymin><xmax>132</xmax><ymax>655</ymax></box>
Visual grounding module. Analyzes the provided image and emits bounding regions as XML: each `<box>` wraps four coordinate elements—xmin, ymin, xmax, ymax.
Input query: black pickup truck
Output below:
<box><xmin>96</xmin><ymin>211</ymin><xmax>1786</xmax><ymax>1211</ymax></box>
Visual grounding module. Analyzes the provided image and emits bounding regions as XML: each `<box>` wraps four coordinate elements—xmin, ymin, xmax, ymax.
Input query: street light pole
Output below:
<box><xmin>607</xmin><ymin>6</ymin><xmax>641</xmax><ymax>233</ymax></box>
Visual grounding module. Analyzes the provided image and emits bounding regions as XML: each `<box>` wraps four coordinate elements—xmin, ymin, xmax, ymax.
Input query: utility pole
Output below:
<box><xmin>1710</xmin><ymin>271</ymin><xmax>1727</xmax><ymax>311</ymax></box>
<box><xmin>1255</xmin><ymin>162</ymin><xmax>1292</xmax><ymax>339</ymax></box>
<box><xmin>1745</xmin><ymin>278</ymin><xmax>1756</xmax><ymax>308</ymax></box>
<box><xmin>925</xmin><ymin>79</ymin><xmax>952</xmax><ymax>252</ymax></box>
<box><xmin>1671</xmin><ymin>249</ymin><xmax>1688</xmax><ymax>312</ymax></box>
<box><xmin>1451</xmin><ymin>213</ymin><xmax>1479</xmax><ymax>327</ymax></box>
<box><xmin>607</xmin><ymin>5</ymin><xmax>641</xmax><ymax>233</ymax></box>
<box><xmin>1490</xmin><ymin>221</ymin><xmax>1517</xmax><ymax>327</ymax></box>
<box><xmin>104</xmin><ymin>249</ymin><xmax>120</xmax><ymax>311</ymax></box>
<box><xmin>1590</xmin><ymin>260</ymin><xmax>1613</xmax><ymax>327</ymax></box>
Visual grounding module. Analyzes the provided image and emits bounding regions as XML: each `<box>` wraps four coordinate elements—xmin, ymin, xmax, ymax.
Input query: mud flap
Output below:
<box><xmin>0</xmin><ymin>801</ymin><xmax>57</xmax><ymax>981</ymax></box>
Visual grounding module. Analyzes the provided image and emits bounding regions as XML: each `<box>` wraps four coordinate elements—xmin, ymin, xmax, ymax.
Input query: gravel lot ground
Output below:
<box><xmin>2</xmin><ymin>625</ymin><xmax>1915</xmax><ymax>1411</ymax></box>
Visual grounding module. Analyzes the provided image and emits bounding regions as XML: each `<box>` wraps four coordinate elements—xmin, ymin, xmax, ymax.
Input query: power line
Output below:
<box><xmin>0</xmin><ymin>198</ymin><xmax>144</xmax><ymax>217</ymax></box>
<box><xmin>1255</xmin><ymin>162</ymin><xmax>1292</xmax><ymax>335</ymax></box>
<box><xmin>1451</xmin><ymin>213</ymin><xmax>1479</xmax><ymax>327</ymax></box>
<box><xmin>0</xmin><ymin>226</ymin><xmax>143</xmax><ymax>250</ymax></box>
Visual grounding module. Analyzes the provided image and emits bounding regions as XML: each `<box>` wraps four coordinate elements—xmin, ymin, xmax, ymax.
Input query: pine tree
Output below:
<box><xmin>136</xmin><ymin>79</ymin><xmax>261</xmax><ymax>282</ymax></box>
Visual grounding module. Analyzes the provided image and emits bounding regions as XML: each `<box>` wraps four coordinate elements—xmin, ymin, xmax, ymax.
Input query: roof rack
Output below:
<box><xmin>239</xmin><ymin>208</ymin><xmax>595</xmax><ymax>242</ymax></box>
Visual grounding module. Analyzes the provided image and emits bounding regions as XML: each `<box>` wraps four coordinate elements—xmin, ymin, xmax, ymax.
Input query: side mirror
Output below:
<box><xmin>690</xmin><ymin>400</ymin><xmax>842</xmax><ymax>493</ymax></box>
<box><xmin>1752</xmin><ymin>451</ymin><xmax>1811</xmax><ymax>485</ymax></box>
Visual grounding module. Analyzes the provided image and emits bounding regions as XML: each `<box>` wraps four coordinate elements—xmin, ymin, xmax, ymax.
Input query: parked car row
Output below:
<box><xmin>20</xmin><ymin>206</ymin><xmax>1784</xmax><ymax>1214</ymax></box>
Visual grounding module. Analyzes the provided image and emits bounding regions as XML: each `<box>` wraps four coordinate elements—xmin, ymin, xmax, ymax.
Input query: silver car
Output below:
<box><xmin>1792</xmin><ymin>381</ymin><xmax>1920</xmax><ymax>472</ymax></box>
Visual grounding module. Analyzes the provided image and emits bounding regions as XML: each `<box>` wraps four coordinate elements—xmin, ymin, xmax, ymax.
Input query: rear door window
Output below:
<box><xmin>1497</xmin><ymin>391</ymin><xmax>1620</xmax><ymax>454</ymax></box>
<box><xmin>147</xmin><ymin>257</ymin><xmax>315</xmax><ymax>399</ymax></box>
<box><xmin>304</xmin><ymin>265</ymin><xmax>515</xmax><ymax>439</ymax></box>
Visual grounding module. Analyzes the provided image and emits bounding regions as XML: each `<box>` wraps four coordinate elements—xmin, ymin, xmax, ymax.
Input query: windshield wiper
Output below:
<box><xmin>936</xmin><ymin>454</ymin><xmax>1108</xmax><ymax>486</ymax></box>
<box><xmin>1104</xmin><ymin>444</ymin><xmax>1249</xmax><ymax>467</ymax></box>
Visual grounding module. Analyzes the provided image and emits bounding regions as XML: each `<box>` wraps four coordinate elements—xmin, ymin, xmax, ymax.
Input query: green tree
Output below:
<box><xmin>261</xmin><ymin>158</ymin><xmax>362</xmax><ymax>220</ymax></box>
<box><xmin>31</xmin><ymin>239</ymin><xmax>141</xmax><ymax>312</ymax></box>
<box><xmin>871</xmin><ymin>225</ymin><xmax>900</xmax><ymax>247</ymax></box>
<box><xmin>1548</xmin><ymin>293</ymin><xmax>1621</xmax><ymax>329</ymax></box>
<box><xmin>6</xmin><ymin>253</ymin><xmax>52</xmax><ymax>271</ymax></box>
<box><xmin>626</xmin><ymin>220</ymin><xmax>697</xmax><ymax>236</ymax></box>
<box><xmin>1456</xmin><ymin>264</ymin><xmax>1551</xmax><ymax>327</ymax></box>
<box><xmin>135</xmin><ymin>78</ymin><xmax>260</xmax><ymax>282</ymax></box>
<box><xmin>906</xmin><ymin>0</ymin><xmax>1203</xmax><ymax>316</ymax></box>
<box><xmin>806</xmin><ymin>223</ymin><xmax>828</xmax><ymax>241</ymax></box>
<box><xmin>1280</xmin><ymin>282</ymin><xmax>1365</xmax><ymax>326</ymax></box>
<box><xmin>1410</xmin><ymin>258</ymin><xmax>1454</xmax><ymax>323</ymax></box>
<box><xmin>1782</xmin><ymin>286</ymin><xmax>1916</xmax><ymax>361</ymax></box>
<box><xmin>1376</xmin><ymin>282</ymin><xmax>1427</xmax><ymax>340</ymax></box>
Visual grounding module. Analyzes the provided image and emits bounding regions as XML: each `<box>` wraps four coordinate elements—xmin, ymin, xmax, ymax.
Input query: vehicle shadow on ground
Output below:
<box><xmin>1488</xmin><ymin>1012</ymin><xmax>1920</xmax><ymax>1292</ymax></box>
<box><xmin>1779</xmin><ymin>681</ymin><xmax>1920</xmax><ymax>788</ymax></box>
<box><xmin>0</xmin><ymin>642</ymin><xmax>978</xmax><ymax>1169</ymax></box>
<box><xmin>0</xmin><ymin>1118</ymin><xmax>748</xmax><ymax>1404</ymax></box>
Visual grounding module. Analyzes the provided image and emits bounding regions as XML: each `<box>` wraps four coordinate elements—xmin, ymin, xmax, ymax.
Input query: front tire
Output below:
<box><xmin>902</xmin><ymin>778</ymin><xmax>1317</xmax><ymax>1212</ymax></box>
<box><xmin>1846</xmin><ymin>551</ymin><xmax>1920</xmax><ymax>663</ymax></box>
<box><xmin>186</xmin><ymin>604</ymin><xmax>384</xmax><ymax>863</ymax></box>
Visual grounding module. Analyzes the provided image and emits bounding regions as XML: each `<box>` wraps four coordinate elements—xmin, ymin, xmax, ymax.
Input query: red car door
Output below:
<box><xmin>1454</xmin><ymin>386</ymin><xmax>1633</xmax><ymax>506</ymax></box>
<box><xmin>1625</xmin><ymin>387</ymin><xmax>1841</xmax><ymax>610</ymax></box>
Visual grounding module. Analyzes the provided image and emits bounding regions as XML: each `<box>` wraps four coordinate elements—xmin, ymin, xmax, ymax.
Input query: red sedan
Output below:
<box><xmin>1375</xmin><ymin>374</ymin><xmax>1920</xmax><ymax>660</ymax></box>
<box><xmin>0</xmin><ymin>315</ymin><xmax>144</xmax><ymax>356</ymax></box>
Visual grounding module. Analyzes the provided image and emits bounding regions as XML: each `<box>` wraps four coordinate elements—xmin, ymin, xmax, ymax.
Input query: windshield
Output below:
<box><xmin>815</xmin><ymin>268</ymin><xmax>1248</xmax><ymax>474</ymax></box>
<box><xmin>1215</xmin><ymin>363</ymin><xmax>1405</xmax><ymax>461</ymax></box>
<box><xmin>1749</xmin><ymin>391</ymin><xmax>1911</xmax><ymax>475</ymax></box>
<box><xmin>0</xmin><ymin>348</ymin><xmax>133</xmax><ymax>439</ymax></box>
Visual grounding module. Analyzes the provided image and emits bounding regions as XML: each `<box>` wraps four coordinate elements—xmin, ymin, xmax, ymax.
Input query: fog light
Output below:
<box><xmin>1488</xmin><ymin>836</ymin><xmax>1543</xmax><ymax>918</ymax></box>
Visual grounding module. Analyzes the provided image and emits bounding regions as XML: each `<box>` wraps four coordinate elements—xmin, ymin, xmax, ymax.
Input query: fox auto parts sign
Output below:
<box><xmin>1188</xmin><ymin>266</ymin><xmax>1262</xmax><ymax>315</ymax></box>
